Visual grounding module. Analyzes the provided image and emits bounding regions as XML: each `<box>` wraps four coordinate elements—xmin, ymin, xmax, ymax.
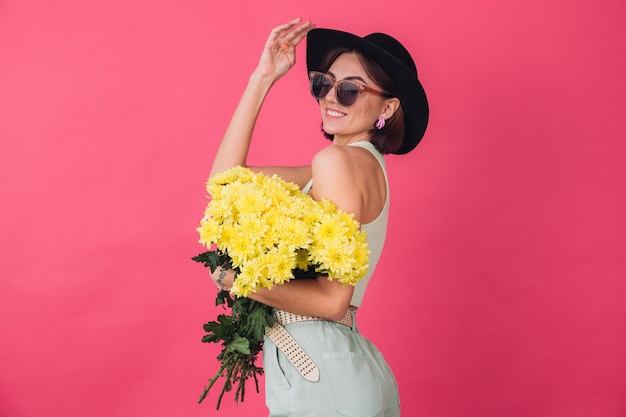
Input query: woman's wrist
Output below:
<box><xmin>249</xmin><ymin>69</ymin><xmax>278</xmax><ymax>91</ymax></box>
<box><xmin>216</xmin><ymin>267</ymin><xmax>227</xmax><ymax>291</ymax></box>
<box><xmin>217</xmin><ymin>267</ymin><xmax>237</xmax><ymax>292</ymax></box>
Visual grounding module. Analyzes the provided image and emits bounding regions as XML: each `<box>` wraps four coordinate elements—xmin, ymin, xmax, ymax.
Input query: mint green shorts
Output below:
<box><xmin>263</xmin><ymin>310</ymin><xmax>400</xmax><ymax>417</ymax></box>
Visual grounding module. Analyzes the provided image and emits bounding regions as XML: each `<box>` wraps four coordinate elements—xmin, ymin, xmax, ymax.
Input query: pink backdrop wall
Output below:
<box><xmin>1</xmin><ymin>1</ymin><xmax>625</xmax><ymax>416</ymax></box>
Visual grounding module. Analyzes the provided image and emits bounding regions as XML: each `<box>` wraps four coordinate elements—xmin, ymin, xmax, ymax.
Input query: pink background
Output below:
<box><xmin>1</xmin><ymin>1</ymin><xmax>625</xmax><ymax>416</ymax></box>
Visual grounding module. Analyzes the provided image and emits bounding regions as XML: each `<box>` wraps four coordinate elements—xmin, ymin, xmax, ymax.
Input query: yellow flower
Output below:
<box><xmin>205</xmin><ymin>198</ymin><xmax>233</xmax><ymax>223</ymax></box>
<box><xmin>295</xmin><ymin>248</ymin><xmax>311</xmax><ymax>271</ymax></box>
<box><xmin>216</xmin><ymin>220</ymin><xmax>236</xmax><ymax>252</ymax></box>
<box><xmin>301</xmin><ymin>204</ymin><xmax>325</xmax><ymax>228</ymax></box>
<box><xmin>350</xmin><ymin>233</ymin><xmax>370</xmax><ymax>277</ymax></box>
<box><xmin>264</xmin><ymin>245</ymin><xmax>296</xmax><ymax>285</ymax></box>
<box><xmin>274</xmin><ymin>216</ymin><xmax>311</xmax><ymax>252</ymax></box>
<box><xmin>234</xmin><ymin>184</ymin><xmax>272</xmax><ymax>214</ymax></box>
<box><xmin>197</xmin><ymin>217</ymin><xmax>220</xmax><ymax>247</ymax></box>
<box><xmin>210</xmin><ymin>166</ymin><xmax>255</xmax><ymax>187</ymax></box>
<box><xmin>314</xmin><ymin>244</ymin><xmax>351</xmax><ymax>275</ymax></box>
<box><xmin>226</xmin><ymin>232</ymin><xmax>260</xmax><ymax>268</ymax></box>
<box><xmin>231</xmin><ymin>261</ymin><xmax>262</xmax><ymax>297</ymax></box>
<box><xmin>235</xmin><ymin>213</ymin><xmax>269</xmax><ymax>244</ymax></box>
<box><xmin>313</xmin><ymin>213</ymin><xmax>349</xmax><ymax>244</ymax></box>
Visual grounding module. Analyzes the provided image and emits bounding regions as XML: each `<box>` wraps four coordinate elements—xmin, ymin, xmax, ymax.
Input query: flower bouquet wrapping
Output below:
<box><xmin>192</xmin><ymin>166</ymin><xmax>369</xmax><ymax>409</ymax></box>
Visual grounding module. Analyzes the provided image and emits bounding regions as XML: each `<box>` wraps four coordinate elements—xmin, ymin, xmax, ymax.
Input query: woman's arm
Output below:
<box><xmin>212</xmin><ymin>268</ymin><xmax>354</xmax><ymax>321</ymax></box>
<box><xmin>211</xmin><ymin>146</ymin><xmax>367</xmax><ymax>320</ymax></box>
<box><xmin>249</xmin><ymin>165</ymin><xmax>312</xmax><ymax>190</ymax></box>
<box><xmin>209</xmin><ymin>18</ymin><xmax>314</xmax><ymax>179</ymax></box>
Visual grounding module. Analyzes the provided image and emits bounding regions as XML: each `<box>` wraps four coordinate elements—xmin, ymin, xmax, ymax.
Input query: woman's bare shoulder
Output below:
<box><xmin>312</xmin><ymin>144</ymin><xmax>363</xmax><ymax>171</ymax></box>
<box><xmin>310</xmin><ymin>146</ymin><xmax>366</xmax><ymax>219</ymax></box>
<box><xmin>311</xmin><ymin>144</ymin><xmax>385</xmax><ymax>223</ymax></box>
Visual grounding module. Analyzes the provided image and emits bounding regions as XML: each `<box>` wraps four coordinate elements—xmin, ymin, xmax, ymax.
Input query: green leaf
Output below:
<box><xmin>225</xmin><ymin>335</ymin><xmax>251</xmax><ymax>355</ymax></box>
<box><xmin>243</xmin><ymin>304</ymin><xmax>275</xmax><ymax>341</ymax></box>
<box><xmin>216</xmin><ymin>290</ymin><xmax>234</xmax><ymax>307</ymax></box>
<box><xmin>191</xmin><ymin>250</ymin><xmax>228</xmax><ymax>273</ymax></box>
<box><xmin>201</xmin><ymin>314</ymin><xmax>236</xmax><ymax>343</ymax></box>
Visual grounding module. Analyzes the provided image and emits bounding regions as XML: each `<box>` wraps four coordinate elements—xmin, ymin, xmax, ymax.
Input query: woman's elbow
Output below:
<box><xmin>326</xmin><ymin>305</ymin><xmax>350</xmax><ymax>322</ymax></box>
<box><xmin>322</xmin><ymin>287</ymin><xmax>353</xmax><ymax>321</ymax></box>
<box><xmin>312</xmin><ymin>276</ymin><xmax>353</xmax><ymax>321</ymax></box>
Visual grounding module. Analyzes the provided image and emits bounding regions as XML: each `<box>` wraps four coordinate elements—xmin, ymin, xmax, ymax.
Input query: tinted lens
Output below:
<box><xmin>336</xmin><ymin>81</ymin><xmax>359</xmax><ymax>106</ymax></box>
<box><xmin>309</xmin><ymin>73</ymin><xmax>361</xmax><ymax>106</ymax></box>
<box><xmin>310</xmin><ymin>73</ymin><xmax>332</xmax><ymax>99</ymax></box>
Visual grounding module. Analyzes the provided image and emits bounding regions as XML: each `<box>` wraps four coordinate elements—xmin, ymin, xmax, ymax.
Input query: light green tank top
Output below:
<box><xmin>302</xmin><ymin>141</ymin><xmax>389</xmax><ymax>307</ymax></box>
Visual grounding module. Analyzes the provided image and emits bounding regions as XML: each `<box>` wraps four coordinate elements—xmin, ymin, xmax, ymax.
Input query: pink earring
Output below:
<box><xmin>375</xmin><ymin>116</ymin><xmax>386</xmax><ymax>130</ymax></box>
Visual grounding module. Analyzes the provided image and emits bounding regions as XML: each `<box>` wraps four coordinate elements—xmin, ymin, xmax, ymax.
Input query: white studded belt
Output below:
<box><xmin>264</xmin><ymin>310</ymin><xmax>354</xmax><ymax>382</ymax></box>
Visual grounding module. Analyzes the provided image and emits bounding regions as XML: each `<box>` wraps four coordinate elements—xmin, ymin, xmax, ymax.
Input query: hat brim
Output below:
<box><xmin>306</xmin><ymin>28</ymin><xmax>428</xmax><ymax>154</ymax></box>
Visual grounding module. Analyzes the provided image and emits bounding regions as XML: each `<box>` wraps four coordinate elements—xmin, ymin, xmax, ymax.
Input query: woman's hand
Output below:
<box><xmin>210</xmin><ymin>267</ymin><xmax>235</xmax><ymax>292</ymax></box>
<box><xmin>255</xmin><ymin>17</ymin><xmax>315</xmax><ymax>82</ymax></box>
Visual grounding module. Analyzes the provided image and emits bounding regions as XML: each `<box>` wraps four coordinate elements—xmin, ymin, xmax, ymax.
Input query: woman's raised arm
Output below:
<box><xmin>209</xmin><ymin>18</ymin><xmax>314</xmax><ymax>178</ymax></box>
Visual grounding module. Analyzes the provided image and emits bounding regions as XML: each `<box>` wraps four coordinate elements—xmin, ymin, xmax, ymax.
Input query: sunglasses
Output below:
<box><xmin>308</xmin><ymin>71</ymin><xmax>390</xmax><ymax>107</ymax></box>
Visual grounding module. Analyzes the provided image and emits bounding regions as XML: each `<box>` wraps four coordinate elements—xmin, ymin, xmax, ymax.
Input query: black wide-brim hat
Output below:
<box><xmin>306</xmin><ymin>28</ymin><xmax>429</xmax><ymax>154</ymax></box>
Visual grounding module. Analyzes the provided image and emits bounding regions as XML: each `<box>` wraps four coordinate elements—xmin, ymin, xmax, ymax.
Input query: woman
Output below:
<box><xmin>208</xmin><ymin>18</ymin><xmax>428</xmax><ymax>417</ymax></box>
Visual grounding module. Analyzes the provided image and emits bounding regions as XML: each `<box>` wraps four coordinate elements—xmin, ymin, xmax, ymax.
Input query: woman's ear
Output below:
<box><xmin>381</xmin><ymin>97</ymin><xmax>401</xmax><ymax>119</ymax></box>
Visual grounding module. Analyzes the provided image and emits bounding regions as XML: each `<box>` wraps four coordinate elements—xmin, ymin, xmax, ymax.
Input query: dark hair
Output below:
<box><xmin>316</xmin><ymin>47</ymin><xmax>405</xmax><ymax>154</ymax></box>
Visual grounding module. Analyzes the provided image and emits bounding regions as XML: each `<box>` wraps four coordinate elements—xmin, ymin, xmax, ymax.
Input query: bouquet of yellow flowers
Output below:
<box><xmin>192</xmin><ymin>166</ymin><xmax>369</xmax><ymax>409</ymax></box>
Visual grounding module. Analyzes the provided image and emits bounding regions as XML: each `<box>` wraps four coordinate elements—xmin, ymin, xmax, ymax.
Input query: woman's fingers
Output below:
<box><xmin>269</xmin><ymin>17</ymin><xmax>303</xmax><ymax>41</ymax></box>
<box><xmin>285</xmin><ymin>19</ymin><xmax>315</xmax><ymax>46</ymax></box>
<box><xmin>270</xmin><ymin>18</ymin><xmax>314</xmax><ymax>49</ymax></box>
<box><xmin>270</xmin><ymin>17</ymin><xmax>302</xmax><ymax>36</ymax></box>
